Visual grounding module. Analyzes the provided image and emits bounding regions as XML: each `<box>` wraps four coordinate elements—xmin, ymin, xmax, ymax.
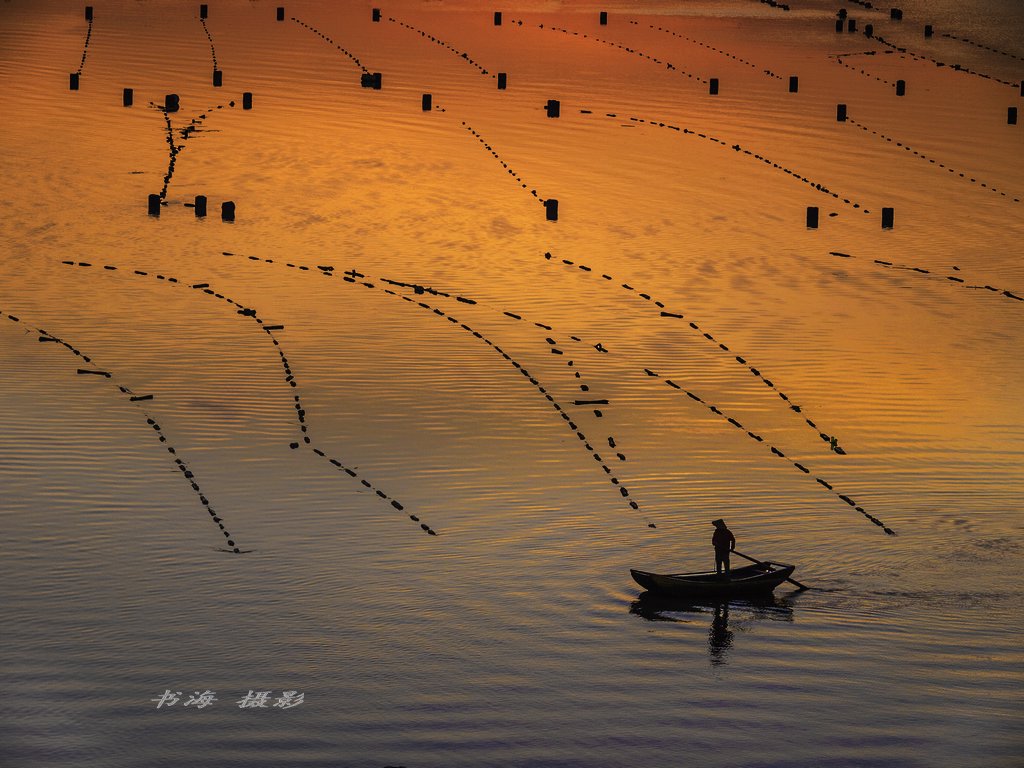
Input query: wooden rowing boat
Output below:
<box><xmin>630</xmin><ymin>561</ymin><xmax>797</xmax><ymax>598</ymax></box>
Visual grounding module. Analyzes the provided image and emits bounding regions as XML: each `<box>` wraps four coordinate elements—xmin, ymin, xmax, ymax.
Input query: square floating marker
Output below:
<box><xmin>221</xmin><ymin>201</ymin><xmax>235</xmax><ymax>222</ymax></box>
<box><xmin>1010</xmin><ymin>107</ymin><xmax>1018</xmax><ymax>125</ymax></box>
<box><xmin>881</xmin><ymin>207</ymin><xmax>894</xmax><ymax>229</ymax></box>
<box><xmin>835</xmin><ymin>19</ymin><xmax>844</xmax><ymax>33</ymax></box>
<box><xmin>494</xmin><ymin>11</ymin><xmax>502</xmax><ymax>26</ymax></box>
<box><xmin>123</xmin><ymin>87</ymin><xmax>133</xmax><ymax>106</ymax></box>
<box><xmin>372</xmin><ymin>8</ymin><xmax>380</xmax><ymax>22</ymax></box>
<box><xmin>69</xmin><ymin>72</ymin><xmax>79</xmax><ymax>90</ymax></box>
<box><xmin>421</xmin><ymin>93</ymin><xmax>432</xmax><ymax>111</ymax></box>
<box><xmin>806</xmin><ymin>206</ymin><xmax>819</xmax><ymax>229</ymax></box>
<box><xmin>372</xmin><ymin>72</ymin><xmax>382</xmax><ymax>90</ymax></box>
<box><xmin>85</xmin><ymin>6</ymin><xmax>93</xmax><ymax>20</ymax></box>
<box><xmin>194</xmin><ymin>195</ymin><xmax>207</xmax><ymax>217</ymax></box>
<box><xmin>148</xmin><ymin>194</ymin><xmax>161</xmax><ymax>216</ymax></box>
<box><xmin>277</xmin><ymin>7</ymin><xmax>284</xmax><ymax>21</ymax></box>
<box><xmin>544</xmin><ymin>199</ymin><xmax>559</xmax><ymax>221</ymax></box>
<box><xmin>847</xmin><ymin>18</ymin><xmax>857</xmax><ymax>33</ymax></box>
<box><xmin>836</xmin><ymin>103</ymin><xmax>847</xmax><ymax>122</ymax></box>
<box><xmin>789</xmin><ymin>76</ymin><xmax>798</xmax><ymax>93</ymax></box>
<box><xmin>600</xmin><ymin>11</ymin><xmax>607</xmax><ymax>25</ymax></box>
<box><xmin>709</xmin><ymin>78</ymin><xmax>719</xmax><ymax>95</ymax></box>
<box><xmin>895</xmin><ymin>79</ymin><xmax>906</xmax><ymax>96</ymax></box>
<box><xmin>213</xmin><ymin>69</ymin><xmax>223</xmax><ymax>87</ymax></box>
<box><xmin>890</xmin><ymin>8</ymin><xmax>903</xmax><ymax>20</ymax></box>
<box><xmin>924</xmin><ymin>24</ymin><xmax>933</xmax><ymax>37</ymax></box>
<box><xmin>242</xmin><ymin>91</ymin><xmax>252</xmax><ymax>109</ymax></box>
<box><xmin>200</xmin><ymin>4</ymin><xmax>208</xmax><ymax>19</ymax></box>
<box><xmin>497</xmin><ymin>72</ymin><xmax>507</xmax><ymax>89</ymax></box>
<box><xmin>864</xmin><ymin>23</ymin><xmax>873</xmax><ymax>37</ymax></box>
<box><xmin>165</xmin><ymin>93</ymin><xmax>180</xmax><ymax>112</ymax></box>
<box><xmin>546</xmin><ymin>99</ymin><xmax>560</xmax><ymax>118</ymax></box>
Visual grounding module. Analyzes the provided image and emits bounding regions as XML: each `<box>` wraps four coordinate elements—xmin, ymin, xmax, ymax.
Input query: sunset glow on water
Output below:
<box><xmin>1</xmin><ymin>1</ymin><xmax>1022</xmax><ymax>765</ymax></box>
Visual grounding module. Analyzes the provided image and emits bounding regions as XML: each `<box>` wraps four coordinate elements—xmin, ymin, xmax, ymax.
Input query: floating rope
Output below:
<box><xmin>628</xmin><ymin>20</ymin><xmax>783</xmax><ymax>80</ymax></box>
<box><xmin>291</xmin><ymin>16</ymin><xmax>371</xmax><ymax>75</ymax></box>
<box><xmin>871</xmin><ymin>32</ymin><xmax>1019</xmax><ymax>89</ymax></box>
<box><xmin>387</xmin><ymin>15</ymin><xmax>495</xmax><ymax>79</ymax></box>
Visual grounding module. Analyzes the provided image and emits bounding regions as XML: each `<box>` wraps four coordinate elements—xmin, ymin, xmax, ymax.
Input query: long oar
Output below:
<box><xmin>733</xmin><ymin>550</ymin><xmax>810</xmax><ymax>591</ymax></box>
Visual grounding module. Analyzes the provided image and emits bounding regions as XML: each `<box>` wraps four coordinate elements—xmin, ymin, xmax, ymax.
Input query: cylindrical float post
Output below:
<box><xmin>890</xmin><ymin>8</ymin><xmax>902</xmax><ymax>20</ymax></box>
<box><xmin>494</xmin><ymin>11</ymin><xmax>502</xmax><ymax>25</ymax></box>
<box><xmin>200</xmin><ymin>4</ymin><xmax>208</xmax><ymax>19</ymax></box>
<box><xmin>895</xmin><ymin>80</ymin><xmax>906</xmax><ymax>96</ymax></box>
<box><xmin>709</xmin><ymin>78</ymin><xmax>719</xmax><ymax>95</ymax></box>
<box><xmin>545</xmin><ymin>199</ymin><xmax>558</xmax><ymax>221</ymax></box>
<box><xmin>85</xmin><ymin>6</ymin><xmax>93</xmax><ymax>20</ymax></box>
<box><xmin>497</xmin><ymin>72</ymin><xmax>507</xmax><ymax>89</ymax></box>
<box><xmin>69</xmin><ymin>73</ymin><xmax>80</xmax><ymax>90</ymax></box>
<box><xmin>835</xmin><ymin>19</ymin><xmax>843</xmax><ymax>33</ymax></box>
<box><xmin>836</xmin><ymin>103</ymin><xmax>847</xmax><ymax>122</ymax></box>
<box><xmin>881</xmin><ymin>208</ymin><xmax>894</xmax><ymax>229</ymax></box>
<box><xmin>148</xmin><ymin>194</ymin><xmax>161</xmax><ymax>216</ymax></box>
<box><xmin>242</xmin><ymin>92</ymin><xmax>252</xmax><ymax>109</ymax></box>
<box><xmin>1009</xmin><ymin>107</ymin><xmax>1019</xmax><ymax>125</ymax></box>
<box><xmin>546</xmin><ymin>99</ymin><xmax>560</xmax><ymax>118</ymax></box>
<box><xmin>213</xmin><ymin>69</ymin><xmax>223</xmax><ymax>87</ymax></box>
<box><xmin>195</xmin><ymin>195</ymin><xmax>207</xmax><ymax>217</ymax></box>
<box><xmin>865</xmin><ymin>23</ymin><xmax>873</xmax><ymax>37</ymax></box>
<box><xmin>372</xmin><ymin>72</ymin><xmax>382</xmax><ymax>90</ymax></box>
<box><xmin>600</xmin><ymin>11</ymin><xmax>607</xmax><ymax>25</ymax></box>
<box><xmin>806</xmin><ymin>206</ymin><xmax>819</xmax><ymax>229</ymax></box>
<box><xmin>277</xmin><ymin>7</ymin><xmax>284</xmax><ymax>21</ymax></box>
<box><xmin>924</xmin><ymin>24</ymin><xmax>933</xmax><ymax>37</ymax></box>
<box><xmin>837</xmin><ymin>8</ymin><xmax>847</xmax><ymax>19</ymax></box>
<box><xmin>123</xmin><ymin>87</ymin><xmax>133</xmax><ymax>106</ymax></box>
<box><xmin>221</xmin><ymin>201</ymin><xmax>235</xmax><ymax>222</ymax></box>
<box><xmin>372</xmin><ymin>8</ymin><xmax>380</xmax><ymax>22</ymax></box>
<box><xmin>847</xmin><ymin>18</ymin><xmax>856</xmax><ymax>32</ymax></box>
<box><xmin>422</xmin><ymin>93</ymin><xmax>432</xmax><ymax>111</ymax></box>
<box><xmin>789</xmin><ymin>76</ymin><xmax>798</xmax><ymax>93</ymax></box>
<box><xmin>165</xmin><ymin>93</ymin><xmax>180</xmax><ymax>112</ymax></box>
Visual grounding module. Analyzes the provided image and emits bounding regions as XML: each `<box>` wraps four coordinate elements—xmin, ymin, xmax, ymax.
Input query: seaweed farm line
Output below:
<box><xmin>1</xmin><ymin>2</ymin><xmax>1022</xmax><ymax>767</ymax></box>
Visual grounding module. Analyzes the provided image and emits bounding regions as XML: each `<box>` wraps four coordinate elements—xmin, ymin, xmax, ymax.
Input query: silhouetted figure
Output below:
<box><xmin>712</xmin><ymin>518</ymin><xmax>735</xmax><ymax>576</ymax></box>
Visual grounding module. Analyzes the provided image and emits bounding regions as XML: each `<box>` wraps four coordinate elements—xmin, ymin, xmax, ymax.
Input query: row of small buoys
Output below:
<box><xmin>542</xmin><ymin>253</ymin><xmax>845</xmax><ymax>452</ymax></box>
<box><xmin>759</xmin><ymin>0</ymin><xmax>790</xmax><ymax>10</ymax></box>
<box><xmin>68</xmin><ymin>6</ymin><xmax>94</xmax><ymax>89</ymax></box>
<box><xmin>64</xmin><ymin>258</ymin><xmax>433</xmax><ymax>535</ymax></box>
<box><xmin>844</xmin><ymin>116</ymin><xmax>1021</xmax><ymax>202</ymax></box>
<box><xmin>831</xmin><ymin>49</ymin><xmax>900</xmax><ymax>88</ymax></box>
<box><xmin>198</xmin><ymin>11</ymin><xmax>219</xmax><ymax>80</ymax></box>
<box><xmin>505</xmin><ymin>18</ymin><xmax>712</xmax><ymax>88</ymax></box>
<box><xmin>387</xmin><ymin>15</ymin><xmax>494</xmax><ymax>80</ymax></box>
<box><xmin>219</xmin><ymin>251</ymin><xmax>655</xmax><ymax>528</ymax></box>
<box><xmin>458</xmin><ymin>120</ymin><xmax>553</xmax><ymax>219</ymax></box>
<box><xmin>292</xmin><ymin>17</ymin><xmax>372</xmax><ymax>82</ymax></box>
<box><xmin>941</xmin><ymin>32</ymin><xmax>1024</xmax><ymax>63</ymax></box>
<box><xmin>629</xmin><ymin>20</ymin><xmax>784</xmax><ymax>81</ymax></box>
<box><xmin>871</xmin><ymin>31</ymin><xmax>1020</xmax><ymax>89</ymax></box>
<box><xmin>5</xmin><ymin>303</ymin><xmax>245</xmax><ymax>553</ymax></box>
<box><xmin>582</xmin><ymin>109</ymin><xmax>872</xmax><ymax>214</ymax></box>
<box><xmin>827</xmin><ymin>251</ymin><xmax>1024</xmax><ymax>303</ymax></box>
<box><xmin>638</xmin><ymin>364</ymin><xmax>893</xmax><ymax>534</ymax></box>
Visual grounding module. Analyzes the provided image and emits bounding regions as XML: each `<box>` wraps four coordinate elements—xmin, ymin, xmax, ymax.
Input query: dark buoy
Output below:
<box><xmin>881</xmin><ymin>207</ymin><xmax>894</xmax><ymax>229</ymax></box>
<box><xmin>838</xmin><ymin>8</ymin><xmax>847</xmax><ymax>19</ymax></box>
<box><xmin>864</xmin><ymin>23</ymin><xmax>873</xmax><ymax>37</ymax></box>
<box><xmin>806</xmin><ymin>206</ymin><xmax>819</xmax><ymax>229</ymax></box>
<box><xmin>165</xmin><ymin>93</ymin><xmax>180</xmax><ymax>112</ymax></box>
<box><xmin>546</xmin><ymin>99</ymin><xmax>560</xmax><ymax>118</ymax></box>
<box><xmin>222</xmin><ymin>201</ymin><xmax>235</xmax><ymax>222</ymax></box>
<box><xmin>200</xmin><ymin>4</ymin><xmax>208</xmax><ymax>19</ymax></box>
<box><xmin>709</xmin><ymin>78</ymin><xmax>719</xmax><ymax>95</ymax></box>
<box><xmin>494</xmin><ymin>11</ymin><xmax>502</xmax><ymax>25</ymax></box>
<box><xmin>372</xmin><ymin>8</ymin><xmax>380</xmax><ymax>22</ymax></box>
<box><xmin>213</xmin><ymin>69</ymin><xmax>223</xmax><ymax>87</ymax></box>
<box><xmin>600</xmin><ymin>11</ymin><xmax>608</xmax><ymax>25</ymax></box>
<box><xmin>788</xmin><ymin>75</ymin><xmax>798</xmax><ymax>93</ymax></box>
<box><xmin>835</xmin><ymin>19</ymin><xmax>843</xmax><ymax>33</ymax></box>
<box><xmin>1020</xmin><ymin>80</ymin><xmax>1023</xmax><ymax>96</ymax></box>
<box><xmin>123</xmin><ymin>87</ymin><xmax>133</xmax><ymax>107</ymax></box>
<box><xmin>1009</xmin><ymin>107</ymin><xmax>1019</xmax><ymax>125</ymax></box>
<box><xmin>545</xmin><ymin>199</ymin><xmax>559</xmax><ymax>221</ymax></box>
<box><xmin>836</xmin><ymin>103</ymin><xmax>847</xmax><ymax>122</ymax></box>
<box><xmin>497</xmin><ymin>72</ymin><xmax>507</xmax><ymax>89</ymax></box>
<box><xmin>924</xmin><ymin>24</ymin><xmax>933</xmax><ymax>37</ymax></box>
<box><xmin>85</xmin><ymin>6</ymin><xmax>93</xmax><ymax>20</ymax></box>
<box><xmin>421</xmin><ymin>93</ymin><xmax>432</xmax><ymax>111</ymax></box>
<box><xmin>195</xmin><ymin>195</ymin><xmax>207</xmax><ymax>217</ymax></box>
<box><xmin>372</xmin><ymin>72</ymin><xmax>382</xmax><ymax>90</ymax></box>
<box><xmin>148</xmin><ymin>194</ymin><xmax>161</xmax><ymax>216</ymax></box>
<box><xmin>847</xmin><ymin>18</ymin><xmax>857</xmax><ymax>33</ymax></box>
<box><xmin>69</xmin><ymin>73</ymin><xmax>79</xmax><ymax>90</ymax></box>
<box><xmin>277</xmin><ymin>7</ymin><xmax>284</xmax><ymax>21</ymax></box>
<box><xmin>890</xmin><ymin>8</ymin><xmax>902</xmax><ymax>20</ymax></box>
<box><xmin>242</xmin><ymin>91</ymin><xmax>252</xmax><ymax>109</ymax></box>
<box><xmin>896</xmin><ymin>79</ymin><xmax>906</xmax><ymax>96</ymax></box>
<box><xmin>361</xmin><ymin>72</ymin><xmax>372</xmax><ymax>87</ymax></box>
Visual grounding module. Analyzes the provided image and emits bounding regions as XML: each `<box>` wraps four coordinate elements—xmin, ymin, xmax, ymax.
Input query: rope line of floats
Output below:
<box><xmin>628</xmin><ymin>19</ymin><xmax>783</xmax><ymax>80</ymax></box>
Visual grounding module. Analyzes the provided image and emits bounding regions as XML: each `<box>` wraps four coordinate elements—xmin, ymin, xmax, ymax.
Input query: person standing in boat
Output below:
<box><xmin>712</xmin><ymin>519</ymin><xmax>736</xmax><ymax>577</ymax></box>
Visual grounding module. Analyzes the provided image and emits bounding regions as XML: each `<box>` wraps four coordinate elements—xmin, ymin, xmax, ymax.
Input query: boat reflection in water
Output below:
<box><xmin>630</xmin><ymin>592</ymin><xmax>795</xmax><ymax>666</ymax></box>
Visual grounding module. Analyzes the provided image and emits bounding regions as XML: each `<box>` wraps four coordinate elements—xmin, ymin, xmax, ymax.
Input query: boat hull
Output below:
<box><xmin>630</xmin><ymin>563</ymin><xmax>796</xmax><ymax>598</ymax></box>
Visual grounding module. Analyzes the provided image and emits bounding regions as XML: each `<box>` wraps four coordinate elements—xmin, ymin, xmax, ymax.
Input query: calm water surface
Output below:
<box><xmin>1</xmin><ymin>1</ymin><xmax>1022</xmax><ymax>766</ymax></box>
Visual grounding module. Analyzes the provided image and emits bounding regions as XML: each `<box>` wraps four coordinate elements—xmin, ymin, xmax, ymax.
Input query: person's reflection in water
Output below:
<box><xmin>708</xmin><ymin>602</ymin><xmax>733</xmax><ymax>666</ymax></box>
